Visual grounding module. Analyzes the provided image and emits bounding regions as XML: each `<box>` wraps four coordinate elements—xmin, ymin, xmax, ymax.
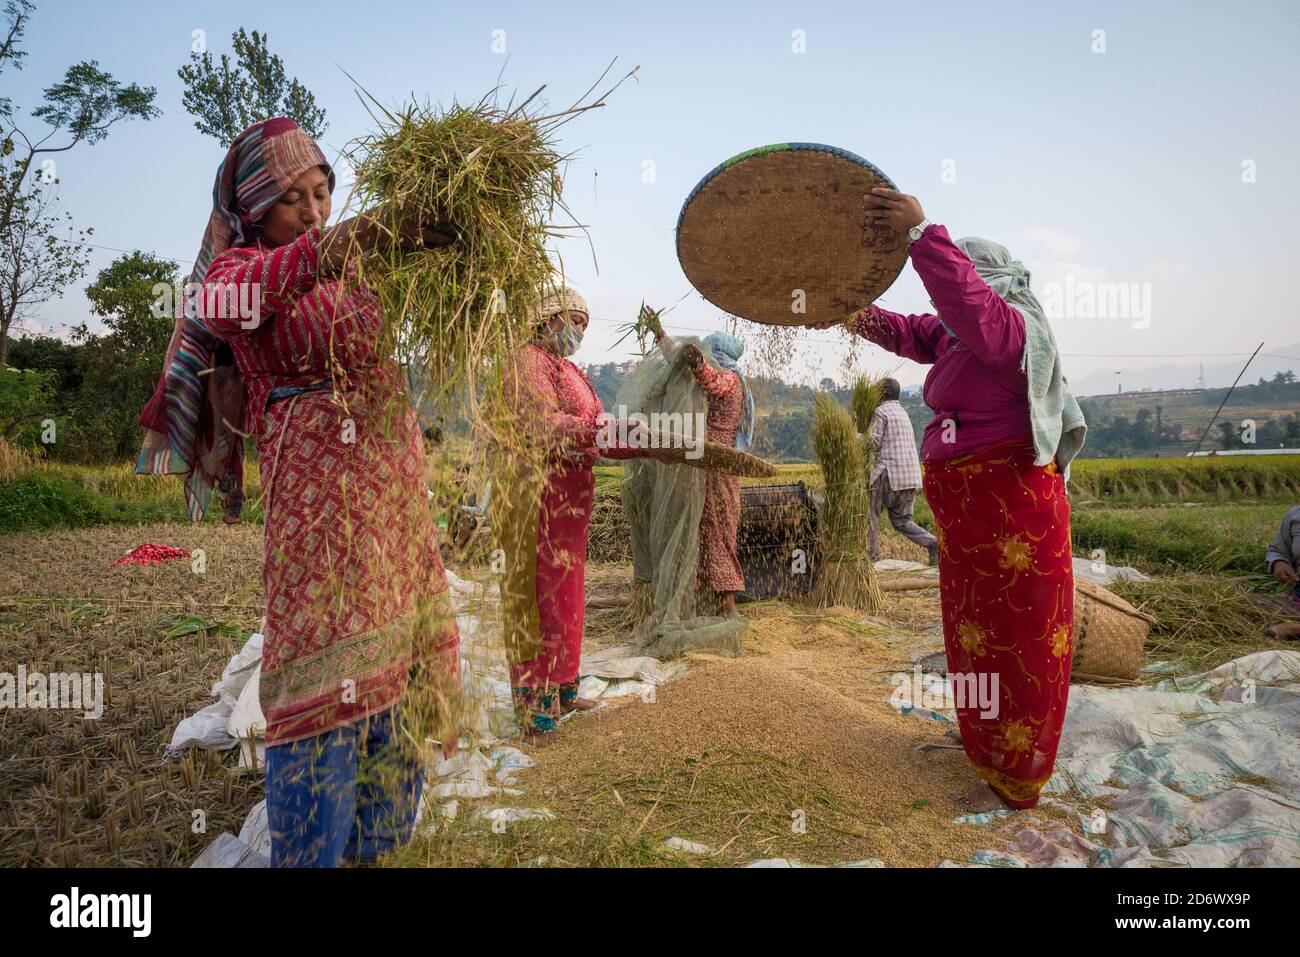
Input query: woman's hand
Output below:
<box><xmin>862</xmin><ymin>187</ymin><xmax>926</xmax><ymax>233</ymax></box>
<box><xmin>681</xmin><ymin>344</ymin><xmax>704</xmax><ymax>369</ymax></box>
<box><xmin>1272</xmin><ymin>559</ymin><xmax>1299</xmax><ymax>585</ymax></box>
<box><xmin>318</xmin><ymin>204</ymin><xmax>454</xmax><ymax>275</ymax></box>
<box><xmin>640</xmin><ymin>303</ymin><xmax>665</xmax><ymax>340</ymax></box>
<box><xmin>392</xmin><ymin>208</ymin><xmax>456</xmax><ymax>250</ymax></box>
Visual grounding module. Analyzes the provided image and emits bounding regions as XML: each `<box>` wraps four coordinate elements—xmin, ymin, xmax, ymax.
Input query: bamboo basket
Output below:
<box><xmin>1072</xmin><ymin>577</ymin><xmax>1157</xmax><ymax>684</ymax></box>
<box><xmin>676</xmin><ymin>143</ymin><xmax>908</xmax><ymax>326</ymax></box>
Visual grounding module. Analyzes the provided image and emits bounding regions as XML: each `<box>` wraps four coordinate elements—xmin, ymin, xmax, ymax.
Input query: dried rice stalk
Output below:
<box><xmin>809</xmin><ymin>393</ymin><xmax>881</xmax><ymax>611</ymax></box>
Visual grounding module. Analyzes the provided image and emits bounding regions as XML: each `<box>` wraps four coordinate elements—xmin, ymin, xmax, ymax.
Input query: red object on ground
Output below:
<box><xmin>110</xmin><ymin>544</ymin><xmax>192</xmax><ymax>567</ymax></box>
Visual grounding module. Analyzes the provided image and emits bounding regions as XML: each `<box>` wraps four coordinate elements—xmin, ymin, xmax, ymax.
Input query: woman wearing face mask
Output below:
<box><xmin>503</xmin><ymin>285</ymin><xmax>603</xmax><ymax>742</ymax></box>
<box><xmin>138</xmin><ymin>117</ymin><xmax>461</xmax><ymax>866</ymax></box>
<box><xmin>812</xmin><ymin>187</ymin><xmax>1086</xmax><ymax>812</ymax></box>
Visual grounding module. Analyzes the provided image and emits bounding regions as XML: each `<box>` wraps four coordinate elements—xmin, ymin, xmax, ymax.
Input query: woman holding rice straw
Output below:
<box><xmin>646</xmin><ymin>309</ymin><xmax>753</xmax><ymax>614</ymax></box>
<box><xmin>501</xmin><ymin>285</ymin><xmax>604</xmax><ymax>743</ymax></box>
<box><xmin>137</xmin><ymin>117</ymin><xmax>461</xmax><ymax>865</ymax></box>
<box><xmin>813</xmin><ymin>187</ymin><xmax>1086</xmax><ymax>811</ymax></box>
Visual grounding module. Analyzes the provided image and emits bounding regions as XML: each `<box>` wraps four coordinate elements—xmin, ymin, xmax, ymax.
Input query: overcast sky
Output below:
<box><xmin>8</xmin><ymin>0</ymin><xmax>1299</xmax><ymax>395</ymax></box>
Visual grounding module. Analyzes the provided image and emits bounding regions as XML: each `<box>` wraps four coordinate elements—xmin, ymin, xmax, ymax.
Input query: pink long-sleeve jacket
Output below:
<box><xmin>848</xmin><ymin>224</ymin><xmax>1031</xmax><ymax>463</ymax></box>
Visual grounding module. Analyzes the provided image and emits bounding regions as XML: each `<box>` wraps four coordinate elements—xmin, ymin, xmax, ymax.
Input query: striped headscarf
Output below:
<box><xmin>137</xmin><ymin>118</ymin><xmax>333</xmax><ymax>520</ymax></box>
<box><xmin>704</xmin><ymin>331</ymin><xmax>756</xmax><ymax>451</ymax></box>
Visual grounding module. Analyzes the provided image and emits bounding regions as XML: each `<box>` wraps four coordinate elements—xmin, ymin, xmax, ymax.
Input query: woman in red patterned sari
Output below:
<box><xmin>815</xmin><ymin>188</ymin><xmax>1086</xmax><ymax>811</ymax></box>
<box><xmin>138</xmin><ymin>118</ymin><xmax>460</xmax><ymax>865</ymax></box>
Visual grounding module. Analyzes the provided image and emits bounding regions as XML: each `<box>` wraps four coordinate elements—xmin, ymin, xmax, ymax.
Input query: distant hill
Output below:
<box><xmin>1069</xmin><ymin>344</ymin><xmax>1300</xmax><ymax>396</ymax></box>
<box><xmin>1075</xmin><ymin>377</ymin><xmax>1300</xmax><ymax>457</ymax></box>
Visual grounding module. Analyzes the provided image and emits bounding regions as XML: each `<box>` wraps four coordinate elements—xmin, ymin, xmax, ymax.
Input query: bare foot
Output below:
<box><xmin>952</xmin><ymin>782</ymin><xmax>1008</xmax><ymax>813</ymax></box>
<box><xmin>560</xmin><ymin>695</ymin><xmax>600</xmax><ymax>714</ymax></box>
<box><xmin>1266</xmin><ymin>622</ymin><xmax>1300</xmax><ymax>640</ymax></box>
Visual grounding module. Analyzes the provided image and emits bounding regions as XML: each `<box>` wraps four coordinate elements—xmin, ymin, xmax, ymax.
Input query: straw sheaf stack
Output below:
<box><xmin>809</xmin><ymin>392</ymin><xmax>881</xmax><ymax>611</ymax></box>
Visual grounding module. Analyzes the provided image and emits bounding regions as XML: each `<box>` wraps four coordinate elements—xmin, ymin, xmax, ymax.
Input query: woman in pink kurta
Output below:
<box><xmin>505</xmin><ymin>287</ymin><xmax>603</xmax><ymax>742</ymax></box>
<box><xmin>818</xmin><ymin>187</ymin><xmax>1085</xmax><ymax>812</ymax></box>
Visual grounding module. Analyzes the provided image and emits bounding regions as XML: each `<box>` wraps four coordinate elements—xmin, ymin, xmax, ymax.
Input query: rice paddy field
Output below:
<box><xmin>1</xmin><ymin>450</ymin><xmax>1296</xmax><ymax>866</ymax></box>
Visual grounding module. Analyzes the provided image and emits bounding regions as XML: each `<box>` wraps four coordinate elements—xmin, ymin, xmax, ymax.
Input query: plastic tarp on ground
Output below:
<box><xmin>187</xmin><ymin>568</ymin><xmax>689</xmax><ymax>866</ymax></box>
<box><xmin>1001</xmin><ymin>650</ymin><xmax>1300</xmax><ymax>867</ymax></box>
<box><xmin>616</xmin><ymin>336</ymin><xmax>746</xmax><ymax>658</ymax></box>
<box><xmin>166</xmin><ymin>632</ymin><xmax>263</xmax><ymax>757</ymax></box>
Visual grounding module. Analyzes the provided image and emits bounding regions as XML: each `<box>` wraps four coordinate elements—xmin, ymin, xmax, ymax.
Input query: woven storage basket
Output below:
<box><xmin>676</xmin><ymin>143</ymin><xmax>908</xmax><ymax>326</ymax></box>
<box><xmin>1072</xmin><ymin>577</ymin><xmax>1156</xmax><ymax>684</ymax></box>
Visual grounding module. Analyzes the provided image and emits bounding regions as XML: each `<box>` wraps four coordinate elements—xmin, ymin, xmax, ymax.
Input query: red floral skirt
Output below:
<box><xmin>922</xmin><ymin>440</ymin><xmax>1073</xmax><ymax>808</ymax></box>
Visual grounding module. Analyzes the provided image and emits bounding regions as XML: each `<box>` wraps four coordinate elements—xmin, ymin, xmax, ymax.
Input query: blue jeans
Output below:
<box><xmin>264</xmin><ymin>706</ymin><xmax>423</xmax><ymax>868</ymax></box>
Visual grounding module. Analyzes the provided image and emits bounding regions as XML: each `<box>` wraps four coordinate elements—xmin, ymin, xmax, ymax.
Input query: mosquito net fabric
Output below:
<box><xmin>616</xmin><ymin>335</ymin><xmax>746</xmax><ymax>658</ymax></box>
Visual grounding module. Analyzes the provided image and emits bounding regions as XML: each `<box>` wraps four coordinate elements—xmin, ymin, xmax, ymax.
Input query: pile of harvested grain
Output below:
<box><xmin>476</xmin><ymin>658</ymin><xmax>1006</xmax><ymax>866</ymax></box>
<box><xmin>809</xmin><ymin>393</ymin><xmax>880</xmax><ymax>610</ymax></box>
<box><xmin>587</xmin><ymin>490</ymin><xmax>633</xmax><ymax>564</ymax></box>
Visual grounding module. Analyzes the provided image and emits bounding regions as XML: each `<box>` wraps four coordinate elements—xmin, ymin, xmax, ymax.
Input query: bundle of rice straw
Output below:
<box><xmin>809</xmin><ymin>392</ymin><xmax>881</xmax><ymax>611</ymax></box>
<box><xmin>851</xmin><ymin>374</ymin><xmax>886</xmax><ymax>486</ymax></box>
<box><xmin>851</xmin><ymin>375</ymin><xmax>885</xmax><ymax>436</ymax></box>
<box><xmin>343</xmin><ymin>63</ymin><xmax>634</xmax><ymax>443</ymax></box>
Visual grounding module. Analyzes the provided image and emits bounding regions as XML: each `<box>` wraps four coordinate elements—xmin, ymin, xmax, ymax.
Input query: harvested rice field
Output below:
<box><xmin>1</xmin><ymin>516</ymin><xmax>1288</xmax><ymax>868</ymax></box>
<box><xmin>0</xmin><ymin>520</ymin><xmax>1087</xmax><ymax>868</ymax></box>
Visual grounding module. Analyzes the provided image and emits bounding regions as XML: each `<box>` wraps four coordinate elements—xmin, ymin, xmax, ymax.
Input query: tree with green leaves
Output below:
<box><xmin>178</xmin><ymin>28</ymin><xmax>328</xmax><ymax>146</ymax></box>
<box><xmin>0</xmin><ymin>175</ymin><xmax>92</xmax><ymax>365</ymax></box>
<box><xmin>74</xmin><ymin>251</ymin><xmax>180</xmax><ymax>458</ymax></box>
<box><xmin>0</xmin><ymin>0</ymin><xmax>161</xmax><ymax>362</ymax></box>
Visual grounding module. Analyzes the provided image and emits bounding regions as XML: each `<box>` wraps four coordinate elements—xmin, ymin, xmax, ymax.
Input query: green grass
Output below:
<box><xmin>4</xmin><ymin>459</ymin><xmax>1293</xmax><ymax>581</ymax></box>
<box><xmin>0</xmin><ymin>461</ymin><xmax>262</xmax><ymax>533</ymax></box>
<box><xmin>1065</xmin><ymin>455</ymin><xmax>1300</xmax><ymax>503</ymax></box>
<box><xmin>1069</xmin><ymin>502</ymin><xmax>1281</xmax><ymax>576</ymax></box>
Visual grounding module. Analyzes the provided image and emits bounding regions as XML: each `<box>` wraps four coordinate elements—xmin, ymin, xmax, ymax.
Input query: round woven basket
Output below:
<box><xmin>676</xmin><ymin>143</ymin><xmax>908</xmax><ymax>326</ymax></box>
<box><xmin>1072</xmin><ymin>577</ymin><xmax>1157</xmax><ymax>684</ymax></box>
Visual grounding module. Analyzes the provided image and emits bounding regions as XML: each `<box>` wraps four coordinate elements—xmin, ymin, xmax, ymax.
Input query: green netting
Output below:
<box><xmin>616</xmin><ymin>337</ymin><xmax>746</xmax><ymax>658</ymax></box>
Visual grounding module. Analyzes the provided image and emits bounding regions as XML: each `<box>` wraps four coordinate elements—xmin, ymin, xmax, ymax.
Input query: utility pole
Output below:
<box><xmin>1190</xmin><ymin>343</ymin><xmax>1264</xmax><ymax>456</ymax></box>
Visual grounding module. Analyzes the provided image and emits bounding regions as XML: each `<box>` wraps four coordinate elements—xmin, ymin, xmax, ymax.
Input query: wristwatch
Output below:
<box><xmin>907</xmin><ymin>218</ymin><xmax>933</xmax><ymax>245</ymax></box>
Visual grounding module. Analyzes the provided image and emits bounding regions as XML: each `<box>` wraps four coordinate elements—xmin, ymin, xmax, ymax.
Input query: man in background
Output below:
<box><xmin>867</xmin><ymin>378</ymin><xmax>937</xmax><ymax>566</ymax></box>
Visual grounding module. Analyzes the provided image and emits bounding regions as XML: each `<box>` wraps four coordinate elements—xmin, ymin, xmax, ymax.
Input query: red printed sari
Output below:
<box><xmin>923</xmin><ymin>439</ymin><xmax>1073</xmax><ymax>808</ymax></box>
